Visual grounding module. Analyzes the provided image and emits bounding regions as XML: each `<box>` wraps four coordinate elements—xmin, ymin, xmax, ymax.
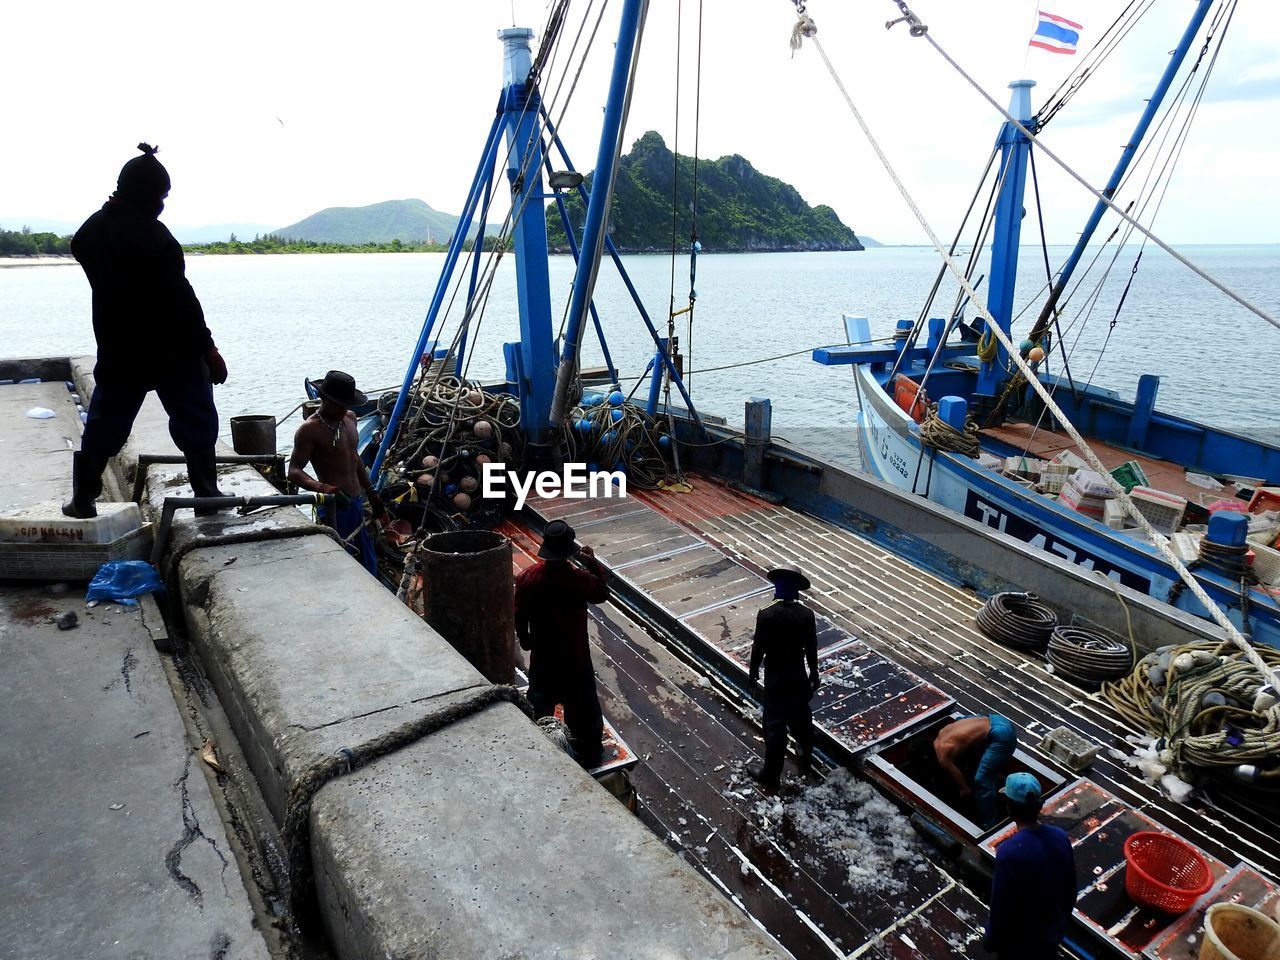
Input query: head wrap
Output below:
<box><xmin>116</xmin><ymin>143</ymin><xmax>171</xmax><ymax>204</ymax></box>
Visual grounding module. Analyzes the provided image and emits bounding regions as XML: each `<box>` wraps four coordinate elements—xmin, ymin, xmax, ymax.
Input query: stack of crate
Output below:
<box><xmin>1059</xmin><ymin>470</ymin><xmax>1115</xmax><ymax>521</ymax></box>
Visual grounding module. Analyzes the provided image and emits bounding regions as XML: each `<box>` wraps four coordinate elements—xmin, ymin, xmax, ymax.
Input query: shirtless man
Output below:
<box><xmin>288</xmin><ymin>370</ymin><xmax>384</xmax><ymax>576</ymax></box>
<box><xmin>933</xmin><ymin>714</ymin><xmax>1017</xmax><ymax>828</ymax></box>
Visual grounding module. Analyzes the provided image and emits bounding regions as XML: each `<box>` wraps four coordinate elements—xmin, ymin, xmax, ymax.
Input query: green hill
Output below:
<box><xmin>274</xmin><ymin>198</ymin><xmax>483</xmax><ymax>245</ymax></box>
<box><xmin>547</xmin><ymin>131</ymin><xmax>863</xmax><ymax>253</ymax></box>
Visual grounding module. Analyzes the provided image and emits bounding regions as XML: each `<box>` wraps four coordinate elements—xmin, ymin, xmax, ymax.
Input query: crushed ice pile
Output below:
<box><xmin>1108</xmin><ymin>735</ymin><xmax>1195</xmax><ymax>803</ymax></box>
<box><xmin>757</xmin><ymin>768</ymin><xmax>928</xmax><ymax>896</ymax></box>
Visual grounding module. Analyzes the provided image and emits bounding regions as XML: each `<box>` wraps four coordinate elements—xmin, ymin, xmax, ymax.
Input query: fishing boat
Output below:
<box><xmin>349</xmin><ymin>3</ymin><xmax>1280</xmax><ymax>957</ymax></box>
<box><xmin>809</xmin><ymin>0</ymin><xmax>1280</xmax><ymax>646</ymax></box>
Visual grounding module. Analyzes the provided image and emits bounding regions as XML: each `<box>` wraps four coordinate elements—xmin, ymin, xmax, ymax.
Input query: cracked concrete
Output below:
<box><xmin>0</xmin><ymin>583</ymin><xmax>268</xmax><ymax>960</ymax></box>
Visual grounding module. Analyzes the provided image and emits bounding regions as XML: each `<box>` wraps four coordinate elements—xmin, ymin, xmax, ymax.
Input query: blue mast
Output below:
<box><xmin>498</xmin><ymin>27</ymin><xmax>558</xmax><ymax>451</ymax></box>
<box><xmin>1028</xmin><ymin>0</ymin><xmax>1216</xmax><ymax>343</ymax></box>
<box><xmin>548</xmin><ymin>0</ymin><xmax>648</xmax><ymax>430</ymax></box>
<box><xmin>975</xmin><ymin>80</ymin><xmax>1035</xmax><ymax>404</ymax></box>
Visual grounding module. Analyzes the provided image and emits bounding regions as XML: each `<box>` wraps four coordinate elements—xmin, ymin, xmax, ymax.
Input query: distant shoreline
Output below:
<box><xmin>0</xmin><ymin>255</ymin><xmax>76</xmax><ymax>268</ymax></box>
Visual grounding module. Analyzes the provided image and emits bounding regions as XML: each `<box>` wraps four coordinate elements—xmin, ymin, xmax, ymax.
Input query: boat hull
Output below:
<box><xmin>853</xmin><ymin>363</ymin><xmax>1280</xmax><ymax>647</ymax></box>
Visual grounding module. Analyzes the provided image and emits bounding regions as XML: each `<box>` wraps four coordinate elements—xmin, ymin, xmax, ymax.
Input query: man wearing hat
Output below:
<box><xmin>514</xmin><ymin>520</ymin><xmax>610</xmax><ymax>768</ymax></box>
<box><xmin>747</xmin><ymin>567</ymin><xmax>821</xmax><ymax>791</ymax></box>
<box><xmin>288</xmin><ymin>371</ymin><xmax>384</xmax><ymax>575</ymax></box>
<box><xmin>64</xmin><ymin>143</ymin><xmax>230</xmax><ymax>518</ymax></box>
<box><xmin>985</xmin><ymin>772</ymin><xmax>1076</xmax><ymax>959</ymax></box>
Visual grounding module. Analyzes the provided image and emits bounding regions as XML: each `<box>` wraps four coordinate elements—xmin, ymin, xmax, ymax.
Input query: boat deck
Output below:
<box><xmin>504</xmin><ymin>471</ymin><xmax>1280</xmax><ymax>958</ymax></box>
<box><xmin>981</xmin><ymin>421</ymin><xmax>1238</xmax><ymax>505</ymax></box>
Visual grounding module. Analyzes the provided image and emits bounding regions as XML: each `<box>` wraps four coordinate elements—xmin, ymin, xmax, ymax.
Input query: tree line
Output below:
<box><xmin>0</xmin><ymin>226</ymin><xmax>71</xmax><ymax>256</ymax></box>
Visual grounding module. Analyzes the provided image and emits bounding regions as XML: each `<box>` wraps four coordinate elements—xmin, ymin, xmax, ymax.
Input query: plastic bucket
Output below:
<box><xmin>1200</xmin><ymin>903</ymin><xmax>1280</xmax><ymax>960</ymax></box>
<box><xmin>230</xmin><ymin>415</ymin><xmax>278</xmax><ymax>455</ymax></box>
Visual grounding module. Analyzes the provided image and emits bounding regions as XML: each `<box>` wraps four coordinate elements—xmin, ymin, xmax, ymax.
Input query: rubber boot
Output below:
<box><xmin>747</xmin><ymin>763</ymin><xmax>779</xmax><ymax>793</ymax></box>
<box><xmin>184</xmin><ymin>449</ymin><xmax>229</xmax><ymax>516</ymax></box>
<box><xmin>62</xmin><ymin>451</ymin><xmax>108</xmax><ymax>519</ymax></box>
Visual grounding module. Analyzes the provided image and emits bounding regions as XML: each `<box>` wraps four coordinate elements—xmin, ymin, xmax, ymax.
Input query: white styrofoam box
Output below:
<box><xmin>1104</xmin><ymin>499</ymin><xmax>1127</xmax><ymax>529</ymax></box>
<box><xmin>1171</xmin><ymin>531</ymin><xmax>1202</xmax><ymax>564</ymax></box>
<box><xmin>1050</xmin><ymin>450</ymin><xmax>1089</xmax><ymax>471</ymax></box>
<box><xmin>0</xmin><ymin>500</ymin><xmax>142</xmax><ymax>545</ymax></box>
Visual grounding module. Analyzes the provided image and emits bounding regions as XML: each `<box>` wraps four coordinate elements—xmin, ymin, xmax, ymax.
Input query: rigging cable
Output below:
<box><xmin>788</xmin><ymin>7</ymin><xmax>1280</xmax><ymax>697</ymax></box>
<box><xmin>882</xmin><ymin>0</ymin><xmax>1280</xmax><ymax>333</ymax></box>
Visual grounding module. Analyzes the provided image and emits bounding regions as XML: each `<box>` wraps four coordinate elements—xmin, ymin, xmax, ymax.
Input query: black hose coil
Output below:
<box><xmin>975</xmin><ymin>592</ymin><xmax>1058</xmax><ymax>650</ymax></box>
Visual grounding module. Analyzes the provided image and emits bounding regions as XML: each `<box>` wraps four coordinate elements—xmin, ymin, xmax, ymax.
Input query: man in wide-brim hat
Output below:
<box><xmin>515</xmin><ymin>519</ymin><xmax>610</xmax><ymax>768</ymax></box>
<box><xmin>288</xmin><ymin>370</ymin><xmax>383</xmax><ymax>575</ymax></box>
<box><xmin>747</xmin><ymin>566</ymin><xmax>821</xmax><ymax>791</ymax></box>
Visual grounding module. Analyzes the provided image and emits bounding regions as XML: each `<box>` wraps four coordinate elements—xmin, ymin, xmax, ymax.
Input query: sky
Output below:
<box><xmin>2</xmin><ymin>0</ymin><xmax>1278</xmax><ymax>245</ymax></box>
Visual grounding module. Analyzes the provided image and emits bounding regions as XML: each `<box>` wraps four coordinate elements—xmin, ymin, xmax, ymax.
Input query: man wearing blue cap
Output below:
<box><xmin>986</xmin><ymin>772</ymin><xmax>1077</xmax><ymax>959</ymax></box>
<box><xmin>747</xmin><ymin>567</ymin><xmax>821</xmax><ymax>791</ymax></box>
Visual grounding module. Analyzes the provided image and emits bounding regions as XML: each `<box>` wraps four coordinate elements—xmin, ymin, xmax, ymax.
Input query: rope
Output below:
<box><xmin>1102</xmin><ymin>641</ymin><xmax>1280</xmax><ymax>786</ymax></box>
<box><xmin>885</xmin><ymin>2</ymin><xmax>1280</xmax><ymax>333</ymax></box>
<box><xmin>975</xmin><ymin>592</ymin><xmax>1058</xmax><ymax>650</ymax></box>
<box><xmin>790</xmin><ymin>13</ymin><xmax>1280</xmax><ymax>698</ymax></box>
<box><xmin>918</xmin><ymin>402</ymin><xmax>980</xmax><ymax>458</ymax></box>
<box><xmin>282</xmin><ymin>684</ymin><xmax>533</xmax><ymax>919</ymax></box>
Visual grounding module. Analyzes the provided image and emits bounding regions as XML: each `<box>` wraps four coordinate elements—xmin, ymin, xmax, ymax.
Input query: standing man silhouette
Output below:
<box><xmin>748</xmin><ymin>567</ymin><xmax>821</xmax><ymax>791</ymax></box>
<box><xmin>63</xmin><ymin>143</ymin><xmax>228</xmax><ymax>518</ymax></box>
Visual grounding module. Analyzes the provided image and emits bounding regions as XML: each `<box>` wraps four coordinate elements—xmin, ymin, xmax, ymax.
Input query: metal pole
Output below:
<box><xmin>646</xmin><ymin>339</ymin><xmax>668</xmax><ymax>415</ymax></box>
<box><xmin>1029</xmin><ymin>0</ymin><xmax>1216</xmax><ymax>343</ymax></box>
<box><xmin>371</xmin><ymin>108</ymin><xmax>505</xmax><ymax>483</ymax></box>
<box><xmin>549</xmin><ymin>186</ymin><xmax>618</xmax><ymax>385</ymax></box>
<box><xmin>548</xmin><ymin>0</ymin><xmax>648</xmax><ymax>428</ymax></box>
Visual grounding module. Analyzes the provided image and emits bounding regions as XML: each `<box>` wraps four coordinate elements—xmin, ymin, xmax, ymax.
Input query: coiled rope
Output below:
<box><xmin>1048</xmin><ymin>624</ymin><xmax>1134</xmax><ymax>686</ymax></box>
<box><xmin>1102</xmin><ymin>642</ymin><xmax>1280</xmax><ymax>787</ymax></box>
<box><xmin>789</xmin><ymin>11</ymin><xmax>1280</xmax><ymax>699</ymax></box>
<box><xmin>976</xmin><ymin>592</ymin><xmax>1058</xmax><ymax>650</ymax></box>
<box><xmin>919</xmin><ymin>402</ymin><xmax>980</xmax><ymax>458</ymax></box>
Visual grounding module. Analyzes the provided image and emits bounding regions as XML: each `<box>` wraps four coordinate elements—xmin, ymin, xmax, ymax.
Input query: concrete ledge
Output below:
<box><xmin>311</xmin><ymin>701</ymin><xmax>785</xmax><ymax>960</ymax></box>
<box><xmin>179</xmin><ymin>535</ymin><xmax>489</xmax><ymax>824</ymax></box>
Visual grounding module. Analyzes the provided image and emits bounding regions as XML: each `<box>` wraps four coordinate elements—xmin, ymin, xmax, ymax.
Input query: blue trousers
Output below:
<box><xmin>975</xmin><ymin>714</ymin><xmax>1017</xmax><ymax>827</ymax></box>
<box><xmin>82</xmin><ymin>358</ymin><xmax>219</xmax><ymax>457</ymax></box>
<box><xmin>319</xmin><ymin>494</ymin><xmax>378</xmax><ymax>577</ymax></box>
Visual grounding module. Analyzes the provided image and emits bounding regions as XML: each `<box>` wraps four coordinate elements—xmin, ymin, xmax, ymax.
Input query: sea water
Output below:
<box><xmin>1</xmin><ymin>244</ymin><xmax>1276</xmax><ymax>467</ymax></box>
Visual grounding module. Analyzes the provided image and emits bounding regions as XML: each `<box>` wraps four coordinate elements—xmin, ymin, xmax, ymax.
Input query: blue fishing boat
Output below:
<box><xmin>812</xmin><ymin>0</ymin><xmax>1280</xmax><ymax>645</ymax></box>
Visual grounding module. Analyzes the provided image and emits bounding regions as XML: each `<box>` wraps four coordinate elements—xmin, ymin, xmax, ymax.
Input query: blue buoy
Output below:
<box><xmin>444</xmin><ymin>483</ymin><xmax>459</xmax><ymax>496</ymax></box>
<box><xmin>601</xmin><ymin>430</ymin><xmax>616</xmax><ymax>445</ymax></box>
<box><xmin>610</xmin><ymin>408</ymin><xmax>623</xmax><ymax>423</ymax></box>
<box><xmin>658</xmin><ymin>435</ymin><xmax>671</xmax><ymax>448</ymax></box>
<box><xmin>582</xmin><ymin>392</ymin><xmax>604</xmax><ymax>408</ymax></box>
<box><xmin>608</xmin><ymin>390</ymin><xmax>624</xmax><ymax>407</ymax></box>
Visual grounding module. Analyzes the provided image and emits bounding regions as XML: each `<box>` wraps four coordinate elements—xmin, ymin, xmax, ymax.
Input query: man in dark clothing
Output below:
<box><xmin>514</xmin><ymin>520</ymin><xmax>609</xmax><ymax>769</ymax></box>
<box><xmin>63</xmin><ymin>143</ymin><xmax>228</xmax><ymax>519</ymax></box>
<box><xmin>747</xmin><ymin>567</ymin><xmax>821</xmax><ymax>791</ymax></box>
<box><xmin>986</xmin><ymin>772</ymin><xmax>1078</xmax><ymax>960</ymax></box>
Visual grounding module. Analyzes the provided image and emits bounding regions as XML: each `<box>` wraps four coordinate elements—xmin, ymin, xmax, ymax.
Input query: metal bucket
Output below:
<box><xmin>230</xmin><ymin>415</ymin><xmax>278</xmax><ymax>455</ymax></box>
<box><xmin>1200</xmin><ymin>904</ymin><xmax>1280</xmax><ymax>960</ymax></box>
<box><xmin>419</xmin><ymin>530</ymin><xmax>515</xmax><ymax>684</ymax></box>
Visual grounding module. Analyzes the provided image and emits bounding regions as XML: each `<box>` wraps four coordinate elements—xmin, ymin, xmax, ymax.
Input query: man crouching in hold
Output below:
<box><xmin>515</xmin><ymin>520</ymin><xmax>609</xmax><ymax>769</ymax></box>
<box><xmin>288</xmin><ymin>370</ymin><xmax>384</xmax><ymax>576</ymax></box>
<box><xmin>748</xmin><ymin>567</ymin><xmax>821</xmax><ymax>792</ymax></box>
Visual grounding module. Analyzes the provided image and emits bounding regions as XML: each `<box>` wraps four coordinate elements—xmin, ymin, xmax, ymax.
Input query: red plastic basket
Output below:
<box><xmin>1123</xmin><ymin>831</ymin><xmax>1214</xmax><ymax>913</ymax></box>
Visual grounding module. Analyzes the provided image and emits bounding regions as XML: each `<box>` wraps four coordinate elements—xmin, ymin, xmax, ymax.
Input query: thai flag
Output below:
<box><xmin>1030</xmin><ymin>11</ymin><xmax>1082</xmax><ymax>55</ymax></box>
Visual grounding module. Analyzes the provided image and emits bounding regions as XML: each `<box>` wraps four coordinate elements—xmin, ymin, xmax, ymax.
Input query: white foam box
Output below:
<box><xmin>1129</xmin><ymin>485</ymin><xmax>1187</xmax><ymax>536</ymax></box>
<box><xmin>1171</xmin><ymin>531</ymin><xmax>1202</xmax><ymax>565</ymax></box>
<box><xmin>1050</xmin><ymin>450</ymin><xmax>1089</xmax><ymax>471</ymax></box>
<box><xmin>0</xmin><ymin>501</ymin><xmax>149</xmax><ymax>580</ymax></box>
<box><xmin>1103</xmin><ymin>499</ymin><xmax>1128</xmax><ymax>530</ymax></box>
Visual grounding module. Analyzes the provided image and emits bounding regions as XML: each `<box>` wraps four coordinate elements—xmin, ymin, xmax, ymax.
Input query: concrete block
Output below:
<box><xmin>179</xmin><ymin>535</ymin><xmax>489</xmax><ymax>823</ymax></box>
<box><xmin>311</xmin><ymin>702</ymin><xmax>786</xmax><ymax>960</ymax></box>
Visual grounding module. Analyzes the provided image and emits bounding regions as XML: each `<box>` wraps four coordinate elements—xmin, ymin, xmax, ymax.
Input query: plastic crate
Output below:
<box><xmin>1111</xmin><ymin>460</ymin><xmax>1150</xmax><ymax>492</ymax></box>
<box><xmin>1129</xmin><ymin>486</ymin><xmax>1187</xmax><ymax>536</ymax></box>
<box><xmin>1252</xmin><ymin>542</ymin><xmax>1280</xmax><ymax>587</ymax></box>
<box><xmin>1039</xmin><ymin>726</ymin><xmax>1100</xmax><ymax>772</ymax></box>
<box><xmin>0</xmin><ymin>525</ymin><xmax>150</xmax><ymax>581</ymax></box>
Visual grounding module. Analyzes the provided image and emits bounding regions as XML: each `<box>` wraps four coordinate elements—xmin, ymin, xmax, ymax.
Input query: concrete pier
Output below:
<box><xmin>0</xmin><ymin>360</ymin><xmax>268</xmax><ymax>960</ymax></box>
<box><xmin>3</xmin><ymin>356</ymin><xmax>787</xmax><ymax>959</ymax></box>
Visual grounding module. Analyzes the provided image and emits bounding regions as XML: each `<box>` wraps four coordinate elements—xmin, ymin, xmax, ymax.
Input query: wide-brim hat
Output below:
<box><xmin>767</xmin><ymin>566</ymin><xmax>810</xmax><ymax>591</ymax></box>
<box><xmin>538</xmin><ymin>519</ymin><xmax>580</xmax><ymax>560</ymax></box>
<box><xmin>309</xmin><ymin>370</ymin><xmax>367</xmax><ymax>408</ymax></box>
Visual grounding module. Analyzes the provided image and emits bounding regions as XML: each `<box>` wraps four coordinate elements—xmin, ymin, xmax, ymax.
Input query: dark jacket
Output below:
<box><xmin>986</xmin><ymin>823</ymin><xmax>1077</xmax><ymax>959</ymax></box>
<box><xmin>514</xmin><ymin>557</ymin><xmax>609</xmax><ymax>677</ymax></box>
<box><xmin>749</xmin><ymin>599</ymin><xmax>819</xmax><ymax>694</ymax></box>
<box><xmin>72</xmin><ymin>198</ymin><xmax>213</xmax><ymax>383</ymax></box>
